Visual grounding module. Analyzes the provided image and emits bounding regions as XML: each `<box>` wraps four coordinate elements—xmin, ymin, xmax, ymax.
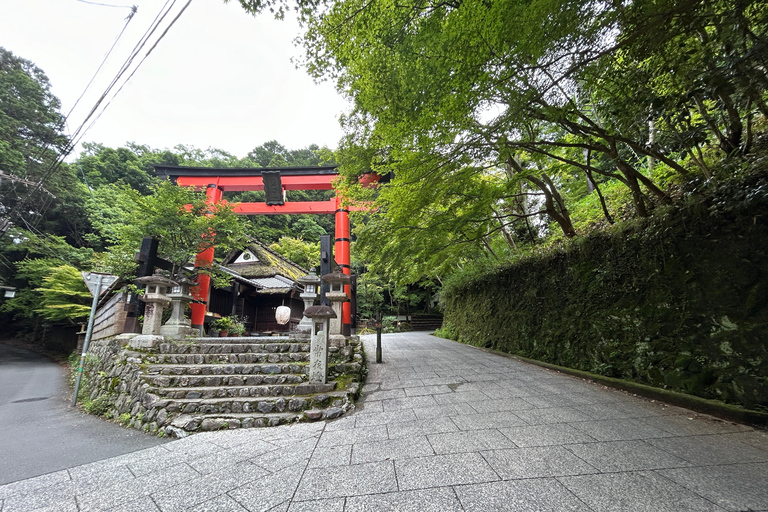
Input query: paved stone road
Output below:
<box><xmin>1</xmin><ymin>332</ymin><xmax>767</xmax><ymax>511</ymax></box>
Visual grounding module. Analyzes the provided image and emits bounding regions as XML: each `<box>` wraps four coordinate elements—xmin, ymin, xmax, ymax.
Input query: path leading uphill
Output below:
<box><xmin>1</xmin><ymin>332</ymin><xmax>767</xmax><ymax>511</ymax></box>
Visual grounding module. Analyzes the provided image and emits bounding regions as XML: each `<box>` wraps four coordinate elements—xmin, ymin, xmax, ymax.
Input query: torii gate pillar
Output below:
<box><xmin>190</xmin><ymin>183</ymin><xmax>223</xmax><ymax>332</ymax></box>
<box><xmin>334</xmin><ymin>196</ymin><xmax>352</xmax><ymax>336</ymax></box>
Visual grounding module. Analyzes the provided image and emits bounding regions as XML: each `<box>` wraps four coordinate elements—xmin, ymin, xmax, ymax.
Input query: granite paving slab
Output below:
<box><xmin>395</xmin><ymin>452</ymin><xmax>500</xmax><ymax>490</ymax></box>
<box><xmin>3</xmin><ymin>332</ymin><xmax>768</xmax><ymax>511</ymax></box>
<box><xmin>455</xmin><ymin>478</ymin><xmax>592</xmax><ymax>511</ymax></box>
<box><xmin>293</xmin><ymin>461</ymin><xmax>398</xmax><ymax>500</ymax></box>
<box><xmin>344</xmin><ymin>487</ymin><xmax>463</xmax><ymax>511</ymax></box>
<box><xmin>564</xmin><ymin>440</ymin><xmax>692</xmax><ymax>472</ymax></box>
<box><xmin>498</xmin><ymin>423</ymin><xmax>598</xmax><ymax>447</ymax></box>
<box><xmin>481</xmin><ymin>446</ymin><xmax>599</xmax><ymax>479</ymax></box>
<box><xmin>558</xmin><ymin>471</ymin><xmax>727</xmax><ymax>512</ymax></box>
<box><xmin>657</xmin><ymin>462</ymin><xmax>768</xmax><ymax>511</ymax></box>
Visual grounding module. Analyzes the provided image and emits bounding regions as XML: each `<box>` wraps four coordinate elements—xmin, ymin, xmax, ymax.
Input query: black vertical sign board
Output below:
<box><xmin>350</xmin><ymin>273</ymin><xmax>357</xmax><ymax>331</ymax></box>
<box><xmin>123</xmin><ymin>236</ymin><xmax>158</xmax><ymax>333</ymax></box>
<box><xmin>320</xmin><ymin>234</ymin><xmax>332</xmax><ymax>306</ymax></box>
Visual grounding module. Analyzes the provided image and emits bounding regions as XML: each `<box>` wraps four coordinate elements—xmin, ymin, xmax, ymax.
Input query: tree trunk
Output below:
<box><xmin>585</xmin><ymin>168</ymin><xmax>614</xmax><ymax>224</ymax></box>
<box><xmin>525</xmin><ymin>174</ymin><xmax>577</xmax><ymax>237</ymax></box>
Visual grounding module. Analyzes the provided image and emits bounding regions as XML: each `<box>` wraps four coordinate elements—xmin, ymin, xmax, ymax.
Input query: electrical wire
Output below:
<box><xmin>75</xmin><ymin>0</ymin><xmax>194</xmax><ymax>149</ymax></box>
<box><xmin>1</xmin><ymin>0</ymin><xmax>194</xmax><ymax>237</ymax></box>
<box><xmin>66</xmin><ymin>6</ymin><xmax>137</xmax><ymax>120</ymax></box>
<box><xmin>67</xmin><ymin>0</ymin><xmax>177</xmax><ymax>149</ymax></box>
<box><xmin>74</xmin><ymin>0</ymin><xmax>135</xmax><ymax>8</ymax></box>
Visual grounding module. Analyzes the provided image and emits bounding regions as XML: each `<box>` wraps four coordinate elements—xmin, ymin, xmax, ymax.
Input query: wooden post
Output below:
<box><xmin>375</xmin><ymin>310</ymin><xmax>382</xmax><ymax>364</ymax></box>
<box><xmin>123</xmin><ymin>236</ymin><xmax>158</xmax><ymax>334</ymax></box>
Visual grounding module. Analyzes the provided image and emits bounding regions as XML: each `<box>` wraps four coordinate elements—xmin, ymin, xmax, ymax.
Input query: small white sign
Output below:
<box><xmin>81</xmin><ymin>272</ymin><xmax>119</xmax><ymax>297</ymax></box>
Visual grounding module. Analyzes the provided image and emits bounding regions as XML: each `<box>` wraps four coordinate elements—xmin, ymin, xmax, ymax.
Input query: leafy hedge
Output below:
<box><xmin>442</xmin><ymin>173</ymin><xmax>768</xmax><ymax>411</ymax></box>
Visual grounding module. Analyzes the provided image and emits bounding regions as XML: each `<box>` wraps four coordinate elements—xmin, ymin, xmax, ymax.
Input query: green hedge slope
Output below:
<box><xmin>443</xmin><ymin>175</ymin><xmax>768</xmax><ymax>411</ymax></box>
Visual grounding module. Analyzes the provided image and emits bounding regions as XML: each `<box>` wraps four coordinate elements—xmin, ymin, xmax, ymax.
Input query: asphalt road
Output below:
<box><xmin>0</xmin><ymin>343</ymin><xmax>169</xmax><ymax>485</ymax></box>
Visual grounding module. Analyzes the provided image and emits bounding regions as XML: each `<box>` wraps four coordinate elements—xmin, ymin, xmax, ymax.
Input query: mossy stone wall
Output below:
<box><xmin>443</xmin><ymin>179</ymin><xmax>768</xmax><ymax>411</ymax></box>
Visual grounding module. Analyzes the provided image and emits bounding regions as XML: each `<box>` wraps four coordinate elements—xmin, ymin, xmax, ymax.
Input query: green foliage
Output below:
<box><xmin>269</xmin><ymin>237</ymin><xmax>319</xmax><ymax>269</ymax></box>
<box><xmin>277</xmin><ymin>0</ymin><xmax>768</xmax><ymax>285</ymax></box>
<box><xmin>355</xmin><ymin>270</ymin><xmax>385</xmax><ymax>320</ymax></box>
<box><xmin>34</xmin><ymin>265</ymin><xmax>92</xmax><ymax>322</ymax></box>
<box><xmin>0</xmin><ymin>47</ymin><xmax>67</xmax><ymax>191</ymax></box>
<box><xmin>212</xmin><ymin>316</ymin><xmax>234</xmax><ymax>331</ymax></box>
<box><xmin>246</xmin><ymin>140</ymin><xmax>335</xmax><ymax>168</ymax></box>
<box><xmin>433</xmin><ymin>322</ymin><xmax>458</xmax><ymax>341</ymax></box>
<box><xmin>96</xmin><ymin>181</ymin><xmax>248</xmax><ymax>279</ymax></box>
<box><xmin>229</xmin><ymin>317</ymin><xmax>247</xmax><ymax>335</ymax></box>
<box><xmin>0</xmin><ymin>232</ymin><xmax>94</xmax><ymax>323</ymax></box>
<box><xmin>83</xmin><ymin>394</ymin><xmax>113</xmax><ymax>416</ymax></box>
<box><xmin>77</xmin><ymin>143</ymin><xmax>157</xmax><ymax>195</ymax></box>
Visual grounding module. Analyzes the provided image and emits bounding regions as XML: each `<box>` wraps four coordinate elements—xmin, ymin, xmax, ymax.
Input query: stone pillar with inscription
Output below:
<box><xmin>303</xmin><ymin>305</ymin><xmax>336</xmax><ymax>384</ymax></box>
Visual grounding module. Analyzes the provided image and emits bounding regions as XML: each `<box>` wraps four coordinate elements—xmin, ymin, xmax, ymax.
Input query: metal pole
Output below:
<box><xmin>376</xmin><ymin>310</ymin><xmax>382</xmax><ymax>364</ymax></box>
<box><xmin>72</xmin><ymin>274</ymin><xmax>103</xmax><ymax>406</ymax></box>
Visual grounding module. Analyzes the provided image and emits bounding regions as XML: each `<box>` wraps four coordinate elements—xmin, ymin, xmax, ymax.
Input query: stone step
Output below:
<box><xmin>162</xmin><ymin>392</ymin><xmax>348</xmax><ymax>415</ymax></box>
<box><xmin>194</xmin><ymin>336</ymin><xmax>296</xmax><ymax>343</ymax></box>
<box><xmin>147</xmin><ymin>382</ymin><xmax>337</xmax><ymax>400</ymax></box>
<box><xmin>145</xmin><ymin>363</ymin><xmax>308</xmax><ymax>376</ymax></box>
<box><xmin>170</xmin><ymin>412</ymin><xmax>302</xmax><ymax>432</ymax></box>
<box><xmin>144</xmin><ymin>352</ymin><xmax>309</xmax><ymax>365</ymax></box>
<box><xmin>141</xmin><ymin>373</ymin><xmax>306</xmax><ymax>388</ymax></box>
<box><xmin>158</xmin><ymin>342</ymin><xmax>310</xmax><ymax>355</ymax></box>
<box><xmin>170</xmin><ymin>406</ymin><xmax>346</xmax><ymax>432</ymax></box>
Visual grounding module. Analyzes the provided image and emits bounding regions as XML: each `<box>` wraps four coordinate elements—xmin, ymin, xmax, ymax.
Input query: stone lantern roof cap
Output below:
<box><xmin>298</xmin><ymin>268</ymin><xmax>322</xmax><ymax>286</ymax></box>
<box><xmin>303</xmin><ymin>305</ymin><xmax>337</xmax><ymax>319</ymax></box>
<box><xmin>322</xmin><ymin>266</ymin><xmax>351</xmax><ymax>285</ymax></box>
<box><xmin>134</xmin><ymin>270</ymin><xmax>178</xmax><ymax>288</ymax></box>
<box><xmin>173</xmin><ymin>274</ymin><xmax>198</xmax><ymax>287</ymax></box>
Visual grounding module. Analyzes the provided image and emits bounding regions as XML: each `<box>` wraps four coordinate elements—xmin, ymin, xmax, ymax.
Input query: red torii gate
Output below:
<box><xmin>155</xmin><ymin>165</ymin><xmax>366</xmax><ymax>334</ymax></box>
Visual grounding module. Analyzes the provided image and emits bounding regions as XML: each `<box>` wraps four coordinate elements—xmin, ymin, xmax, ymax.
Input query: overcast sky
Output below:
<box><xmin>1</xmin><ymin>0</ymin><xmax>348</xmax><ymax>159</ymax></box>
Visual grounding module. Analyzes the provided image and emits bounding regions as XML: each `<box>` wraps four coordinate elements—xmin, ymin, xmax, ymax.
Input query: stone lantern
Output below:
<box><xmin>322</xmin><ymin>266</ymin><xmax>351</xmax><ymax>337</ymax></box>
<box><xmin>160</xmin><ymin>275</ymin><xmax>197</xmax><ymax>339</ymax></box>
<box><xmin>130</xmin><ymin>270</ymin><xmax>177</xmax><ymax>349</ymax></box>
<box><xmin>296</xmin><ymin>268</ymin><xmax>321</xmax><ymax>335</ymax></box>
<box><xmin>303</xmin><ymin>305</ymin><xmax>336</xmax><ymax>384</ymax></box>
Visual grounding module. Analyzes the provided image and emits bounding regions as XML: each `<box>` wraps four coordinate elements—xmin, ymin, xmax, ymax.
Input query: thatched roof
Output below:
<box><xmin>223</xmin><ymin>238</ymin><xmax>307</xmax><ymax>285</ymax></box>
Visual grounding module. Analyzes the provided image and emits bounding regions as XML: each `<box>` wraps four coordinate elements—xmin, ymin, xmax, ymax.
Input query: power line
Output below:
<box><xmin>67</xmin><ymin>0</ymin><xmax>177</xmax><ymax>150</ymax></box>
<box><xmin>75</xmin><ymin>0</ymin><xmax>194</xmax><ymax>149</ymax></box>
<box><xmin>73</xmin><ymin>0</ymin><xmax>136</xmax><ymax>8</ymax></box>
<box><xmin>66</xmin><ymin>6</ymin><xmax>137</xmax><ymax>120</ymax></box>
<box><xmin>1</xmin><ymin>0</ymin><xmax>194</xmax><ymax>237</ymax></box>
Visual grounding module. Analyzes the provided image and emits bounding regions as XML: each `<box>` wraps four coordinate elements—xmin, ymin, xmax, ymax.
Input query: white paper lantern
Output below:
<box><xmin>275</xmin><ymin>306</ymin><xmax>291</xmax><ymax>325</ymax></box>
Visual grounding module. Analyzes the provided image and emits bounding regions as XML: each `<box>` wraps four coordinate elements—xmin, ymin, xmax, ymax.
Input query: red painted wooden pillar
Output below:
<box><xmin>190</xmin><ymin>183</ymin><xmax>223</xmax><ymax>332</ymax></box>
<box><xmin>334</xmin><ymin>195</ymin><xmax>352</xmax><ymax>335</ymax></box>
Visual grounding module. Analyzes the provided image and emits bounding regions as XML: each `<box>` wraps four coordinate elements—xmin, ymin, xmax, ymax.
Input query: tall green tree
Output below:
<box><xmin>231</xmin><ymin>0</ymin><xmax>766</xmax><ymax>282</ymax></box>
<box><xmin>93</xmin><ymin>181</ymin><xmax>249</xmax><ymax>279</ymax></box>
<box><xmin>0</xmin><ymin>47</ymin><xmax>74</xmax><ymax>238</ymax></box>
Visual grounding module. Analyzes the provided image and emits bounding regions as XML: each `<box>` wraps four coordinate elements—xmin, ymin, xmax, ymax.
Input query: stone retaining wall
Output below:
<box><xmin>77</xmin><ymin>336</ymin><xmax>365</xmax><ymax>436</ymax></box>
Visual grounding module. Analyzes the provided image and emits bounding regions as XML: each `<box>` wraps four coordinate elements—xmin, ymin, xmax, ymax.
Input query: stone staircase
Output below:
<box><xmin>85</xmin><ymin>335</ymin><xmax>364</xmax><ymax>436</ymax></box>
<box><xmin>410</xmin><ymin>314</ymin><xmax>444</xmax><ymax>331</ymax></box>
